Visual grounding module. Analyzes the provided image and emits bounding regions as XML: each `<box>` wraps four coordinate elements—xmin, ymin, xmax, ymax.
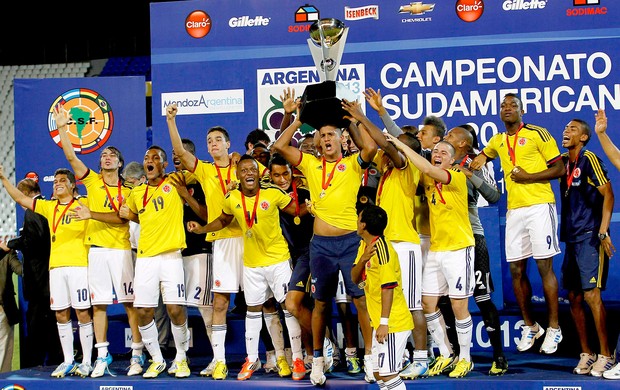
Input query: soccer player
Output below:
<box><xmin>52</xmin><ymin>103</ymin><xmax>144</xmax><ymax>377</ymax></box>
<box><xmin>470</xmin><ymin>93</ymin><xmax>566</xmax><ymax>355</ymax></box>
<box><xmin>187</xmin><ymin>155</ymin><xmax>306</xmax><ymax>381</ymax></box>
<box><xmin>560</xmin><ymin>117</ymin><xmax>614</xmax><ymax>376</ymax></box>
<box><xmin>0</xmin><ymin>166</ymin><xmax>94</xmax><ymax>378</ymax></box>
<box><xmin>352</xmin><ymin>204</ymin><xmax>412</xmax><ymax>390</ymax></box>
<box><xmin>353</xmin><ymin>105</ymin><xmax>429</xmax><ymax>379</ymax></box>
<box><xmin>272</xmin><ymin>97</ymin><xmax>378</xmax><ymax>386</ymax></box>
<box><xmin>443</xmin><ymin>126</ymin><xmax>508</xmax><ymax>375</ymax></box>
<box><xmin>593</xmin><ymin>109</ymin><xmax>620</xmax><ymax>380</ymax></box>
<box><xmin>387</xmin><ymin>134</ymin><xmax>476</xmax><ymax>378</ymax></box>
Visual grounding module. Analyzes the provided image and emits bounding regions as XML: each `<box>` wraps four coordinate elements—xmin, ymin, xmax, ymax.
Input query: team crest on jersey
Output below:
<box><xmin>368</xmin><ymin>168</ymin><xmax>378</xmax><ymax>175</ymax></box>
<box><xmin>518</xmin><ymin>138</ymin><xmax>526</xmax><ymax>146</ymax></box>
<box><xmin>215</xmin><ymin>279</ymin><xmax>221</xmax><ymax>287</ymax></box>
<box><xmin>260</xmin><ymin>200</ymin><xmax>270</xmax><ymax>210</ymax></box>
<box><xmin>337</xmin><ymin>163</ymin><xmax>346</xmax><ymax>172</ymax></box>
<box><xmin>188</xmin><ymin>188</ymin><xmax>195</xmax><ymax>196</ymax></box>
<box><xmin>572</xmin><ymin>168</ymin><xmax>581</xmax><ymax>179</ymax></box>
<box><xmin>163</xmin><ymin>184</ymin><xmax>172</xmax><ymax>193</ymax></box>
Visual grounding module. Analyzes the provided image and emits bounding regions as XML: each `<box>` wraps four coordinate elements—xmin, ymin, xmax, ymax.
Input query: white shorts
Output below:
<box><xmin>183</xmin><ymin>252</ymin><xmax>213</xmax><ymax>307</ymax></box>
<box><xmin>505</xmin><ymin>203</ymin><xmax>561</xmax><ymax>262</ymax></box>
<box><xmin>88</xmin><ymin>247</ymin><xmax>135</xmax><ymax>305</ymax></box>
<box><xmin>50</xmin><ymin>267</ymin><xmax>91</xmax><ymax>311</ymax></box>
<box><xmin>212</xmin><ymin>237</ymin><xmax>244</xmax><ymax>293</ymax></box>
<box><xmin>371</xmin><ymin>329</ymin><xmax>409</xmax><ymax>376</ymax></box>
<box><xmin>334</xmin><ymin>270</ymin><xmax>352</xmax><ymax>304</ymax></box>
<box><xmin>419</xmin><ymin>234</ymin><xmax>430</xmax><ymax>265</ymax></box>
<box><xmin>393</xmin><ymin>241</ymin><xmax>423</xmax><ymax>311</ymax></box>
<box><xmin>422</xmin><ymin>247</ymin><xmax>475</xmax><ymax>299</ymax></box>
<box><xmin>243</xmin><ymin>260</ymin><xmax>292</xmax><ymax>306</ymax></box>
<box><xmin>133</xmin><ymin>250</ymin><xmax>186</xmax><ymax>308</ymax></box>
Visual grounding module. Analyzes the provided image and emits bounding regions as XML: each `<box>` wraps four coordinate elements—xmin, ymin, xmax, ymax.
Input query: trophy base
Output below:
<box><xmin>299</xmin><ymin>80</ymin><xmax>357</xmax><ymax>130</ymax></box>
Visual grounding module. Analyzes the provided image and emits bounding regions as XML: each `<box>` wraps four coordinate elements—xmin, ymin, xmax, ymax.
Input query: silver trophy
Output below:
<box><xmin>300</xmin><ymin>18</ymin><xmax>356</xmax><ymax>130</ymax></box>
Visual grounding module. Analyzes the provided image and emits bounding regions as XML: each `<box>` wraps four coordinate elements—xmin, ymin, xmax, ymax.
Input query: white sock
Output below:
<box><xmin>245</xmin><ymin>311</ymin><xmax>263</xmax><ymax>362</ymax></box>
<box><xmin>211</xmin><ymin>324</ymin><xmax>227</xmax><ymax>363</ymax></box>
<box><xmin>57</xmin><ymin>321</ymin><xmax>74</xmax><ymax>364</ymax></box>
<box><xmin>131</xmin><ymin>341</ymin><xmax>144</xmax><ymax>357</ymax></box>
<box><xmin>283</xmin><ymin>310</ymin><xmax>303</xmax><ymax>361</ymax></box>
<box><xmin>425</xmin><ymin>311</ymin><xmax>453</xmax><ymax>357</ymax></box>
<box><xmin>384</xmin><ymin>375</ymin><xmax>406</xmax><ymax>390</ymax></box>
<box><xmin>78</xmin><ymin>322</ymin><xmax>94</xmax><ymax>364</ymax></box>
<box><xmin>456</xmin><ymin>316</ymin><xmax>473</xmax><ymax>362</ymax></box>
<box><xmin>171</xmin><ymin>321</ymin><xmax>189</xmax><ymax>361</ymax></box>
<box><xmin>95</xmin><ymin>341</ymin><xmax>109</xmax><ymax>359</ymax></box>
<box><xmin>139</xmin><ymin>320</ymin><xmax>163</xmax><ymax>363</ymax></box>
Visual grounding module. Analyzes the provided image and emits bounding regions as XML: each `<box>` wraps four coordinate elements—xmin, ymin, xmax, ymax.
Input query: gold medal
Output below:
<box><xmin>319</xmin><ymin>190</ymin><xmax>325</xmax><ymax>199</ymax></box>
<box><xmin>246</xmin><ymin>230</ymin><xmax>253</xmax><ymax>238</ymax></box>
<box><xmin>139</xmin><ymin>209</ymin><xmax>145</xmax><ymax>214</ymax></box>
<box><xmin>51</xmin><ymin>235</ymin><xmax>56</xmax><ymax>243</ymax></box>
<box><xmin>294</xmin><ymin>216</ymin><xmax>301</xmax><ymax>225</ymax></box>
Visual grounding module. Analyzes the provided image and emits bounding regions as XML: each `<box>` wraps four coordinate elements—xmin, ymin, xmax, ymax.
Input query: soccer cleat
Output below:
<box><xmin>174</xmin><ymin>358</ymin><xmax>191</xmax><ymax>378</ymax></box>
<box><xmin>212</xmin><ymin>360</ymin><xmax>228</xmax><ymax>380</ymax></box>
<box><xmin>143</xmin><ymin>360</ymin><xmax>167</xmax><ymax>379</ymax></box>
<box><xmin>449</xmin><ymin>358</ymin><xmax>474</xmax><ymax>378</ymax></box>
<box><xmin>323</xmin><ymin>338</ymin><xmax>334</xmax><ymax>373</ymax></box>
<box><xmin>74</xmin><ymin>362</ymin><xmax>92</xmax><ymax>378</ymax></box>
<box><xmin>292</xmin><ymin>358</ymin><xmax>306</xmax><ymax>380</ymax></box>
<box><xmin>400</xmin><ymin>360</ymin><xmax>428</xmax><ymax>379</ymax></box>
<box><xmin>276</xmin><ymin>355</ymin><xmax>292</xmax><ymax>377</ymax></box>
<box><xmin>331</xmin><ymin>344</ymin><xmax>341</xmax><ymax>370</ymax></box>
<box><xmin>591</xmin><ymin>354</ymin><xmax>614</xmax><ymax>377</ymax></box>
<box><xmin>489</xmin><ymin>356</ymin><xmax>509</xmax><ymax>376</ymax></box>
<box><xmin>363</xmin><ymin>355</ymin><xmax>376</xmax><ymax>383</ymax></box>
<box><xmin>516</xmin><ymin>322</ymin><xmax>545</xmax><ymax>352</ymax></box>
<box><xmin>91</xmin><ymin>354</ymin><xmax>113</xmax><ymax>378</ymax></box>
<box><xmin>347</xmin><ymin>356</ymin><xmax>361</xmax><ymax>374</ymax></box>
<box><xmin>127</xmin><ymin>354</ymin><xmax>146</xmax><ymax>376</ymax></box>
<box><xmin>263</xmin><ymin>350</ymin><xmax>277</xmax><ymax>373</ymax></box>
<box><xmin>573</xmin><ymin>353</ymin><xmax>596</xmax><ymax>375</ymax></box>
<box><xmin>168</xmin><ymin>360</ymin><xmax>178</xmax><ymax>375</ymax></box>
<box><xmin>304</xmin><ymin>355</ymin><xmax>313</xmax><ymax>373</ymax></box>
<box><xmin>51</xmin><ymin>361</ymin><xmax>78</xmax><ymax>378</ymax></box>
<box><xmin>427</xmin><ymin>355</ymin><xmax>455</xmax><ymax>377</ymax></box>
<box><xmin>539</xmin><ymin>327</ymin><xmax>563</xmax><ymax>354</ymax></box>
<box><xmin>310</xmin><ymin>356</ymin><xmax>326</xmax><ymax>385</ymax></box>
<box><xmin>603</xmin><ymin>363</ymin><xmax>620</xmax><ymax>379</ymax></box>
<box><xmin>200</xmin><ymin>358</ymin><xmax>217</xmax><ymax>377</ymax></box>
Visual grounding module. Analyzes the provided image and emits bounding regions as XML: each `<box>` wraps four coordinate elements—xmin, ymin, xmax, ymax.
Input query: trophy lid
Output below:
<box><xmin>309</xmin><ymin>18</ymin><xmax>346</xmax><ymax>48</ymax></box>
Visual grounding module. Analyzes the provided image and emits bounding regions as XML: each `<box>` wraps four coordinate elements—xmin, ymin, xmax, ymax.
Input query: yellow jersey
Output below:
<box><xmin>125</xmin><ymin>177</ymin><xmax>186</xmax><ymax>257</ymax></box>
<box><xmin>79</xmin><ymin>169</ymin><xmax>131</xmax><ymax>249</ymax></box>
<box><xmin>34</xmin><ymin>198</ymin><xmax>89</xmax><ymax>269</ymax></box>
<box><xmin>482</xmin><ymin>124</ymin><xmax>561</xmax><ymax>209</ymax></box>
<box><xmin>422</xmin><ymin>169</ymin><xmax>474</xmax><ymax>251</ymax></box>
<box><xmin>354</xmin><ymin>236</ymin><xmax>413</xmax><ymax>332</ymax></box>
<box><xmin>222</xmin><ymin>185</ymin><xmax>292</xmax><ymax>267</ymax></box>
<box><xmin>295</xmin><ymin>153</ymin><xmax>364</xmax><ymax>231</ymax></box>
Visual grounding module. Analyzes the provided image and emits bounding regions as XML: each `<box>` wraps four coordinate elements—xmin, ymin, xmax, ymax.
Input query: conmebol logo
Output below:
<box><xmin>502</xmin><ymin>0</ymin><xmax>546</xmax><ymax>11</ymax></box>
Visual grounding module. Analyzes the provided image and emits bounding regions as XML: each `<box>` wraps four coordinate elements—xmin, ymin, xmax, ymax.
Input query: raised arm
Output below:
<box><xmin>53</xmin><ymin>104</ymin><xmax>88</xmax><ymax>179</ymax></box>
<box><xmin>166</xmin><ymin>103</ymin><xmax>198</xmax><ymax>172</ymax></box>
<box><xmin>342</xmin><ymin>99</ymin><xmax>377</xmax><ymax>164</ymax></box>
<box><xmin>272</xmin><ymin>107</ymin><xmax>303</xmax><ymax>166</ymax></box>
<box><xmin>0</xmin><ymin>165</ymin><xmax>34</xmax><ymax>210</ymax></box>
<box><xmin>386</xmin><ymin>134</ymin><xmax>450</xmax><ymax>184</ymax></box>
<box><xmin>594</xmin><ymin>109</ymin><xmax>620</xmax><ymax>171</ymax></box>
<box><xmin>363</xmin><ymin>87</ymin><xmax>403</xmax><ymax>137</ymax></box>
<box><xmin>279</xmin><ymin>87</ymin><xmax>299</xmax><ymax>135</ymax></box>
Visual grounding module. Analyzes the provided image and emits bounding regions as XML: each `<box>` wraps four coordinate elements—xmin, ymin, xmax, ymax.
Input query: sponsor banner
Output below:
<box><xmin>160</xmin><ymin>89</ymin><xmax>245</xmax><ymax>115</ymax></box>
<box><xmin>344</xmin><ymin>5</ymin><xmax>379</xmax><ymax>20</ymax></box>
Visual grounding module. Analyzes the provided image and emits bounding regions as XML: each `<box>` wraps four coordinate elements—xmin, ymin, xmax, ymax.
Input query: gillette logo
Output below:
<box><xmin>229</xmin><ymin>16</ymin><xmax>271</xmax><ymax>27</ymax></box>
<box><xmin>502</xmin><ymin>0</ymin><xmax>546</xmax><ymax>10</ymax></box>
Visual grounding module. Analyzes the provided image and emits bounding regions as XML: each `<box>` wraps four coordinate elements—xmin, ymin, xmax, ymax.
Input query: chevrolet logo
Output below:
<box><xmin>399</xmin><ymin>2</ymin><xmax>435</xmax><ymax>15</ymax></box>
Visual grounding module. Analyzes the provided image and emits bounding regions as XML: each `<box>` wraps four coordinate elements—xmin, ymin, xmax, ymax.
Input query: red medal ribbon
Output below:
<box><xmin>215</xmin><ymin>164</ymin><xmax>232</xmax><ymax>195</ymax></box>
<box><xmin>142</xmin><ymin>178</ymin><xmax>165</xmax><ymax>210</ymax></box>
<box><xmin>566</xmin><ymin>154</ymin><xmax>579</xmax><ymax>192</ymax></box>
<box><xmin>52</xmin><ymin>198</ymin><xmax>75</xmax><ymax>236</ymax></box>
<box><xmin>241</xmin><ymin>188</ymin><xmax>261</xmax><ymax>230</ymax></box>
<box><xmin>434</xmin><ymin>181</ymin><xmax>447</xmax><ymax>205</ymax></box>
<box><xmin>376</xmin><ymin>168</ymin><xmax>393</xmax><ymax>206</ymax></box>
<box><xmin>291</xmin><ymin>181</ymin><xmax>300</xmax><ymax>218</ymax></box>
<box><xmin>103</xmin><ymin>177</ymin><xmax>123</xmax><ymax>212</ymax></box>
<box><xmin>322</xmin><ymin>156</ymin><xmax>342</xmax><ymax>191</ymax></box>
<box><xmin>506</xmin><ymin>122</ymin><xmax>525</xmax><ymax>167</ymax></box>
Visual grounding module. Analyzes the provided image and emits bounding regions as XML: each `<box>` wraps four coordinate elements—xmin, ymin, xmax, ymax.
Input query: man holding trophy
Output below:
<box><xmin>272</xmin><ymin>18</ymin><xmax>378</xmax><ymax>386</ymax></box>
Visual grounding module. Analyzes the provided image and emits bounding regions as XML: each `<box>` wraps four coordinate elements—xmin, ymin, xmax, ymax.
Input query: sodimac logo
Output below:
<box><xmin>186</xmin><ymin>10</ymin><xmax>212</xmax><ymax>38</ymax></box>
<box><xmin>48</xmin><ymin>89</ymin><xmax>113</xmax><ymax>154</ymax></box>
<box><xmin>456</xmin><ymin>0</ymin><xmax>484</xmax><ymax>22</ymax></box>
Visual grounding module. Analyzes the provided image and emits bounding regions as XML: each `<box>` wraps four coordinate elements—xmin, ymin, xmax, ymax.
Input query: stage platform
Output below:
<box><xmin>0</xmin><ymin>351</ymin><xmax>616</xmax><ymax>390</ymax></box>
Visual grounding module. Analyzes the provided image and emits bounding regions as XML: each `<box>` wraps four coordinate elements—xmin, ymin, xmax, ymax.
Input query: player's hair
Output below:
<box><xmin>359</xmin><ymin>204</ymin><xmax>388</xmax><ymax>236</ymax></box>
<box><xmin>123</xmin><ymin>161</ymin><xmax>146</xmax><ymax>180</ymax></box>
<box><xmin>570</xmin><ymin>118</ymin><xmax>592</xmax><ymax>146</ymax></box>
<box><xmin>208</xmin><ymin>126</ymin><xmax>230</xmax><ymax>142</ymax></box>
<box><xmin>422</xmin><ymin>116</ymin><xmax>447</xmax><ymax>138</ymax></box>
<box><xmin>147</xmin><ymin>145</ymin><xmax>167</xmax><ymax>163</ymax></box>
<box><xmin>181</xmin><ymin>138</ymin><xmax>196</xmax><ymax>155</ymax></box>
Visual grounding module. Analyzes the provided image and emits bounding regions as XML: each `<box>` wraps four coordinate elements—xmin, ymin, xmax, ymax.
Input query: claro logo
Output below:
<box><xmin>229</xmin><ymin>16</ymin><xmax>271</xmax><ymax>27</ymax></box>
<box><xmin>455</xmin><ymin>0</ymin><xmax>484</xmax><ymax>22</ymax></box>
<box><xmin>186</xmin><ymin>10</ymin><xmax>212</xmax><ymax>38</ymax></box>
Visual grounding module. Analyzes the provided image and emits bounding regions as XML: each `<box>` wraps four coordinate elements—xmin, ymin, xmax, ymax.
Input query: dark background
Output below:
<box><xmin>0</xmin><ymin>1</ymin><xmax>175</xmax><ymax>66</ymax></box>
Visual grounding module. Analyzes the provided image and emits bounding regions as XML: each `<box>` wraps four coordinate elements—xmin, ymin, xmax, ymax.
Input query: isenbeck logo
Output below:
<box><xmin>186</xmin><ymin>10</ymin><xmax>212</xmax><ymax>38</ymax></box>
<box><xmin>48</xmin><ymin>89</ymin><xmax>113</xmax><ymax>154</ymax></box>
